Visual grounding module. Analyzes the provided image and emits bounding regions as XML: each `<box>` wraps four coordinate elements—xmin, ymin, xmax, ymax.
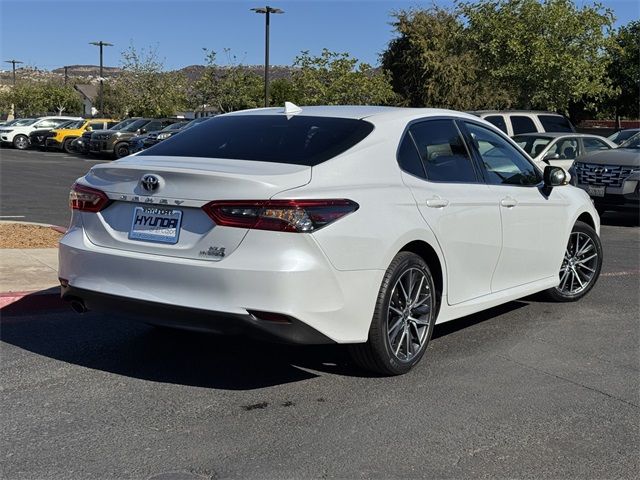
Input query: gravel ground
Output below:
<box><xmin>0</xmin><ymin>224</ymin><xmax>62</xmax><ymax>249</ymax></box>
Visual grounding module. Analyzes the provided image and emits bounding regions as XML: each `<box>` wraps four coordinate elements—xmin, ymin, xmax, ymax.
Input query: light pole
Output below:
<box><xmin>250</xmin><ymin>6</ymin><xmax>284</xmax><ymax>108</ymax></box>
<box><xmin>89</xmin><ymin>41</ymin><xmax>113</xmax><ymax>114</ymax></box>
<box><xmin>4</xmin><ymin>59</ymin><xmax>23</xmax><ymax>86</ymax></box>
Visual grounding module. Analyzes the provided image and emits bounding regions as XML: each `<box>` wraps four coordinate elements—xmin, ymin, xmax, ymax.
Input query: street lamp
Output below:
<box><xmin>4</xmin><ymin>59</ymin><xmax>23</xmax><ymax>86</ymax></box>
<box><xmin>250</xmin><ymin>6</ymin><xmax>284</xmax><ymax>108</ymax></box>
<box><xmin>89</xmin><ymin>41</ymin><xmax>113</xmax><ymax>114</ymax></box>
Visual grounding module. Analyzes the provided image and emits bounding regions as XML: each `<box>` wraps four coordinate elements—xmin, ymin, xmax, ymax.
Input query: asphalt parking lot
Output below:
<box><xmin>1</xmin><ymin>148</ymin><xmax>639</xmax><ymax>479</ymax></box>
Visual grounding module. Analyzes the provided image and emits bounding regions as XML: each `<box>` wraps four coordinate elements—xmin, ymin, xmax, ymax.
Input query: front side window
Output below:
<box><xmin>466</xmin><ymin>122</ymin><xmax>542</xmax><ymax>186</ymax></box>
<box><xmin>408</xmin><ymin>119</ymin><xmax>478</xmax><ymax>183</ymax></box>
<box><xmin>513</xmin><ymin>135</ymin><xmax>552</xmax><ymax>158</ymax></box>
<box><xmin>548</xmin><ymin>138</ymin><xmax>578</xmax><ymax>159</ymax></box>
<box><xmin>539</xmin><ymin>115</ymin><xmax>573</xmax><ymax>132</ymax></box>
<box><xmin>510</xmin><ymin>116</ymin><xmax>537</xmax><ymax>135</ymax></box>
<box><xmin>583</xmin><ymin>137</ymin><xmax>610</xmax><ymax>153</ymax></box>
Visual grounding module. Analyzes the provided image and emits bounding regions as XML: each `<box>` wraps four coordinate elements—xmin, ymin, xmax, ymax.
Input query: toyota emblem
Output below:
<box><xmin>141</xmin><ymin>174</ymin><xmax>160</xmax><ymax>192</ymax></box>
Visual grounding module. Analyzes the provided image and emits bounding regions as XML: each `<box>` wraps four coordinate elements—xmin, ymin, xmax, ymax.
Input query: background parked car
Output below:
<box><xmin>73</xmin><ymin>118</ymin><xmax>141</xmax><ymax>155</ymax></box>
<box><xmin>571</xmin><ymin>132</ymin><xmax>640</xmax><ymax>215</ymax></box>
<box><xmin>0</xmin><ymin>116</ymin><xmax>81</xmax><ymax>150</ymax></box>
<box><xmin>513</xmin><ymin>133</ymin><xmax>616</xmax><ymax>170</ymax></box>
<box><xmin>607</xmin><ymin>128</ymin><xmax>640</xmax><ymax>145</ymax></box>
<box><xmin>470</xmin><ymin>110</ymin><xmax>575</xmax><ymax>136</ymax></box>
<box><xmin>29</xmin><ymin>120</ymin><xmax>77</xmax><ymax>149</ymax></box>
<box><xmin>46</xmin><ymin>118</ymin><xmax>119</xmax><ymax>153</ymax></box>
<box><xmin>139</xmin><ymin>120</ymin><xmax>191</xmax><ymax>150</ymax></box>
<box><xmin>89</xmin><ymin>118</ymin><xmax>183</xmax><ymax>158</ymax></box>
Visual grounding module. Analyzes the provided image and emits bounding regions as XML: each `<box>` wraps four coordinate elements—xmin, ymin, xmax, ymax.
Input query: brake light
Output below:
<box><xmin>202</xmin><ymin>199</ymin><xmax>359</xmax><ymax>232</ymax></box>
<box><xmin>69</xmin><ymin>183</ymin><xmax>110</xmax><ymax>212</ymax></box>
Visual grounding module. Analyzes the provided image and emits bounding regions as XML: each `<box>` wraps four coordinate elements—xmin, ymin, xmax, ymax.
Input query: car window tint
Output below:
<box><xmin>144</xmin><ymin>121</ymin><xmax>162</xmax><ymax>131</ymax></box>
<box><xmin>89</xmin><ymin>122</ymin><xmax>103</xmax><ymax>130</ymax></box>
<box><xmin>397</xmin><ymin>132</ymin><xmax>425</xmax><ymax>178</ymax></box>
<box><xmin>539</xmin><ymin>115</ymin><xmax>573</xmax><ymax>132</ymax></box>
<box><xmin>548</xmin><ymin>138</ymin><xmax>578</xmax><ymax>159</ymax></box>
<box><xmin>140</xmin><ymin>115</ymin><xmax>375</xmax><ymax>166</ymax></box>
<box><xmin>466</xmin><ymin>122</ymin><xmax>542</xmax><ymax>186</ymax></box>
<box><xmin>510</xmin><ymin>116</ymin><xmax>537</xmax><ymax>135</ymax></box>
<box><xmin>484</xmin><ymin>115</ymin><xmax>508</xmax><ymax>134</ymax></box>
<box><xmin>409</xmin><ymin>119</ymin><xmax>477</xmax><ymax>183</ymax></box>
<box><xmin>583</xmin><ymin>137</ymin><xmax>610</xmax><ymax>153</ymax></box>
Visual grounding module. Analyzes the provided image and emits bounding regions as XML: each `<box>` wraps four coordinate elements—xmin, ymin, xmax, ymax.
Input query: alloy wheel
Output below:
<box><xmin>387</xmin><ymin>267</ymin><xmax>434</xmax><ymax>362</ymax></box>
<box><xmin>558</xmin><ymin>232</ymin><xmax>599</xmax><ymax>295</ymax></box>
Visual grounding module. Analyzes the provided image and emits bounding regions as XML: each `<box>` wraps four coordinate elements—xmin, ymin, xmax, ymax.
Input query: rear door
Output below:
<box><xmin>462</xmin><ymin>121</ymin><xmax>571</xmax><ymax>292</ymax></box>
<box><xmin>398</xmin><ymin>118</ymin><xmax>502</xmax><ymax>305</ymax></box>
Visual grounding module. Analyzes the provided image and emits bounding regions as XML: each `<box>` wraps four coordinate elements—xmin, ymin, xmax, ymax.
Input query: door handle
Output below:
<box><xmin>426</xmin><ymin>196</ymin><xmax>450</xmax><ymax>208</ymax></box>
<box><xmin>500</xmin><ymin>196</ymin><xmax>518</xmax><ymax>208</ymax></box>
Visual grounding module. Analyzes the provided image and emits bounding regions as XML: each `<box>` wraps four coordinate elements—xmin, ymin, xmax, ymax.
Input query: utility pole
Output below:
<box><xmin>64</xmin><ymin>66</ymin><xmax>68</xmax><ymax>85</ymax></box>
<box><xmin>89</xmin><ymin>41</ymin><xmax>113</xmax><ymax>114</ymax></box>
<box><xmin>250</xmin><ymin>6</ymin><xmax>284</xmax><ymax>108</ymax></box>
<box><xmin>4</xmin><ymin>59</ymin><xmax>23</xmax><ymax>86</ymax></box>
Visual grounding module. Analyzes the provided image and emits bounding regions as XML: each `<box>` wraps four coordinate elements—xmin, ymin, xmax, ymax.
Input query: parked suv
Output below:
<box><xmin>470</xmin><ymin>111</ymin><xmax>575</xmax><ymax>137</ymax></box>
<box><xmin>89</xmin><ymin>118</ymin><xmax>183</xmax><ymax>158</ymax></box>
<box><xmin>0</xmin><ymin>116</ymin><xmax>81</xmax><ymax>149</ymax></box>
<box><xmin>29</xmin><ymin>120</ymin><xmax>76</xmax><ymax>149</ymax></box>
<box><xmin>46</xmin><ymin>118</ymin><xmax>119</xmax><ymax>153</ymax></box>
<box><xmin>571</xmin><ymin>132</ymin><xmax>640</xmax><ymax>215</ymax></box>
<box><xmin>74</xmin><ymin>118</ymin><xmax>140</xmax><ymax>155</ymax></box>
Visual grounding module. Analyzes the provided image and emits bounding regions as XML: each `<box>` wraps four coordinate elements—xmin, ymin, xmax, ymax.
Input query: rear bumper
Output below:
<box><xmin>61</xmin><ymin>285</ymin><xmax>334</xmax><ymax>344</ymax></box>
<box><xmin>45</xmin><ymin>139</ymin><xmax>63</xmax><ymax>150</ymax></box>
<box><xmin>58</xmin><ymin>226</ymin><xmax>383</xmax><ymax>344</ymax></box>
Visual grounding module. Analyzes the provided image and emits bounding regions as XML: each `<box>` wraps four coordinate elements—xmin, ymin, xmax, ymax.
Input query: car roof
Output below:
<box><xmin>225</xmin><ymin>105</ymin><xmax>482</xmax><ymax>122</ymax></box>
<box><xmin>513</xmin><ymin>132</ymin><xmax>603</xmax><ymax>139</ymax></box>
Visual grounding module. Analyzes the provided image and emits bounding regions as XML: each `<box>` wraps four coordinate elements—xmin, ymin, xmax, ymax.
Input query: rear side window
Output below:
<box><xmin>510</xmin><ymin>116</ymin><xmax>537</xmax><ymax>135</ymax></box>
<box><xmin>140</xmin><ymin>115</ymin><xmax>374</xmax><ymax>166</ymax></box>
<box><xmin>409</xmin><ymin>120</ymin><xmax>478</xmax><ymax>183</ymax></box>
<box><xmin>485</xmin><ymin>115</ymin><xmax>508</xmax><ymax>134</ymax></box>
<box><xmin>539</xmin><ymin>115</ymin><xmax>573</xmax><ymax>132</ymax></box>
<box><xmin>397</xmin><ymin>133</ymin><xmax>425</xmax><ymax>178</ymax></box>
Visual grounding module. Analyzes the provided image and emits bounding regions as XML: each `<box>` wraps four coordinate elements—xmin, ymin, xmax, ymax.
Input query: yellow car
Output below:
<box><xmin>46</xmin><ymin>118</ymin><xmax>119</xmax><ymax>153</ymax></box>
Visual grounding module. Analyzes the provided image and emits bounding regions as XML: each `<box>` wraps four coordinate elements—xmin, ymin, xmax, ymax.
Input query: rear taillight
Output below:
<box><xmin>69</xmin><ymin>183</ymin><xmax>110</xmax><ymax>212</ymax></box>
<box><xmin>202</xmin><ymin>199</ymin><xmax>359</xmax><ymax>233</ymax></box>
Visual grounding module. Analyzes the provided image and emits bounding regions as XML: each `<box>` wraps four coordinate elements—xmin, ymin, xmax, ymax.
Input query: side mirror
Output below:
<box><xmin>543</xmin><ymin>166</ymin><xmax>567</xmax><ymax>187</ymax></box>
<box><xmin>139</xmin><ymin>128</ymin><xmax>146</xmax><ymax>134</ymax></box>
<box><xmin>542</xmin><ymin>152</ymin><xmax>560</xmax><ymax>164</ymax></box>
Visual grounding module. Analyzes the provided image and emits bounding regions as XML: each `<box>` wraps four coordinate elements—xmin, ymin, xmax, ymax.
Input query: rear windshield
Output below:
<box><xmin>539</xmin><ymin>115</ymin><xmax>573</xmax><ymax>132</ymax></box>
<box><xmin>139</xmin><ymin>114</ymin><xmax>375</xmax><ymax>166</ymax></box>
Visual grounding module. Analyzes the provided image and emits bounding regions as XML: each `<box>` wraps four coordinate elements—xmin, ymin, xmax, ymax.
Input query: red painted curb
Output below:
<box><xmin>0</xmin><ymin>289</ymin><xmax>66</xmax><ymax>315</ymax></box>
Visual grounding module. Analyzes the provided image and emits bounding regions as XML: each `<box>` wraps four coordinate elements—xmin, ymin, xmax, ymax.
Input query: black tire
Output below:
<box><xmin>114</xmin><ymin>142</ymin><xmax>129</xmax><ymax>159</ymax></box>
<box><xmin>349</xmin><ymin>252</ymin><xmax>437</xmax><ymax>375</ymax></box>
<box><xmin>13</xmin><ymin>134</ymin><xmax>29</xmax><ymax>150</ymax></box>
<box><xmin>63</xmin><ymin>137</ymin><xmax>75</xmax><ymax>154</ymax></box>
<box><xmin>544</xmin><ymin>221</ymin><xmax>602</xmax><ymax>302</ymax></box>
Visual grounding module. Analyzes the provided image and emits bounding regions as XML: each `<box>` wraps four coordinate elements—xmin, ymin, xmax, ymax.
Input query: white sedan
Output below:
<box><xmin>59</xmin><ymin>105</ymin><xmax>602</xmax><ymax>375</ymax></box>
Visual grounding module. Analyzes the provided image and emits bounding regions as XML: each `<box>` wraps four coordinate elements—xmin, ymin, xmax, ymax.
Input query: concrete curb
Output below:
<box><xmin>0</xmin><ymin>288</ymin><xmax>66</xmax><ymax>315</ymax></box>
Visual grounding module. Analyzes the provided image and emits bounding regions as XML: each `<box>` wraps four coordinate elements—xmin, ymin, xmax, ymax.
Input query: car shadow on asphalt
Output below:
<box><xmin>1</xmin><ymin>300</ymin><xmax>528</xmax><ymax>390</ymax></box>
<box><xmin>599</xmin><ymin>211</ymin><xmax>639</xmax><ymax>227</ymax></box>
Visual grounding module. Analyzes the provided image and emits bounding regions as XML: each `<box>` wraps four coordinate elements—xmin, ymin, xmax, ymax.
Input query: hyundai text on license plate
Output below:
<box><xmin>129</xmin><ymin>206</ymin><xmax>182</xmax><ymax>244</ymax></box>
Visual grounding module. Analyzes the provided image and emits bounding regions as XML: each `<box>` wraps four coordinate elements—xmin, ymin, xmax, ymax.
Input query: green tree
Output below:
<box><xmin>0</xmin><ymin>82</ymin><xmax>82</xmax><ymax>117</ymax></box>
<box><xmin>192</xmin><ymin>48</ymin><xmax>263</xmax><ymax>113</ymax></box>
<box><xmin>606</xmin><ymin>20</ymin><xmax>640</xmax><ymax>120</ymax></box>
<box><xmin>459</xmin><ymin>0</ymin><xmax>615</xmax><ymax>113</ymax></box>
<box><xmin>118</xmin><ymin>45</ymin><xmax>188</xmax><ymax>117</ymax></box>
<box><xmin>290</xmin><ymin>49</ymin><xmax>396</xmax><ymax>106</ymax></box>
<box><xmin>382</xmin><ymin>7</ymin><xmax>511</xmax><ymax>109</ymax></box>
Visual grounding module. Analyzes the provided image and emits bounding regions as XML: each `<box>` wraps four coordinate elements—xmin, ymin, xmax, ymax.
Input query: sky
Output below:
<box><xmin>1</xmin><ymin>0</ymin><xmax>638</xmax><ymax>71</ymax></box>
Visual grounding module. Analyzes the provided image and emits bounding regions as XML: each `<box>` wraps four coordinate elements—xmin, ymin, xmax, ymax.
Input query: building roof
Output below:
<box><xmin>74</xmin><ymin>84</ymin><xmax>99</xmax><ymax>102</ymax></box>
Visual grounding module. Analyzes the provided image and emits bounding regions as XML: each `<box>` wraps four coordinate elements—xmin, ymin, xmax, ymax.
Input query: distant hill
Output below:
<box><xmin>0</xmin><ymin>64</ymin><xmax>295</xmax><ymax>85</ymax></box>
